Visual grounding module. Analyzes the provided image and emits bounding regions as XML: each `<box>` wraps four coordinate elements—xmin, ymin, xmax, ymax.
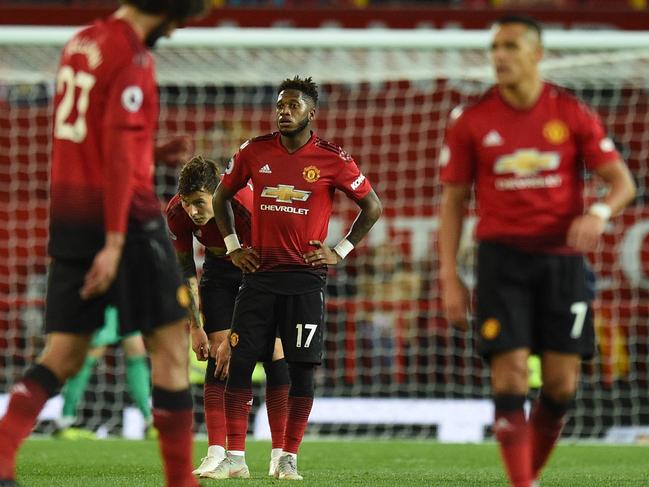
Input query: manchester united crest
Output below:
<box><xmin>229</xmin><ymin>332</ymin><xmax>239</xmax><ymax>348</ymax></box>
<box><xmin>302</xmin><ymin>165</ymin><xmax>321</xmax><ymax>183</ymax></box>
<box><xmin>542</xmin><ymin>119</ymin><xmax>569</xmax><ymax>145</ymax></box>
<box><xmin>481</xmin><ymin>318</ymin><xmax>501</xmax><ymax>340</ymax></box>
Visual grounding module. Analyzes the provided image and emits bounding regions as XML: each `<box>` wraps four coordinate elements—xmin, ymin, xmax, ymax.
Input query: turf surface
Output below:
<box><xmin>14</xmin><ymin>439</ymin><xmax>649</xmax><ymax>486</ymax></box>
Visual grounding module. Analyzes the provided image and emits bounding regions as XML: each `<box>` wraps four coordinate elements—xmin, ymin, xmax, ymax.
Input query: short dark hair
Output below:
<box><xmin>178</xmin><ymin>155</ymin><xmax>220</xmax><ymax>196</ymax></box>
<box><xmin>278</xmin><ymin>76</ymin><xmax>319</xmax><ymax>106</ymax></box>
<box><xmin>493</xmin><ymin>14</ymin><xmax>542</xmax><ymax>42</ymax></box>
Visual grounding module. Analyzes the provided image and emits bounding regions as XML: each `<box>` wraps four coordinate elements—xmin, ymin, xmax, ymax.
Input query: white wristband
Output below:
<box><xmin>333</xmin><ymin>238</ymin><xmax>354</xmax><ymax>260</ymax></box>
<box><xmin>588</xmin><ymin>203</ymin><xmax>612</xmax><ymax>222</ymax></box>
<box><xmin>224</xmin><ymin>233</ymin><xmax>242</xmax><ymax>255</ymax></box>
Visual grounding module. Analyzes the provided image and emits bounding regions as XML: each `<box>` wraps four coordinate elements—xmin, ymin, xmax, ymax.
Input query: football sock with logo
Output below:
<box><xmin>204</xmin><ymin>357</ymin><xmax>227</xmax><ymax>449</ymax></box>
<box><xmin>152</xmin><ymin>387</ymin><xmax>197</xmax><ymax>487</ymax></box>
<box><xmin>225</xmin><ymin>354</ymin><xmax>257</xmax><ymax>452</ymax></box>
<box><xmin>283</xmin><ymin>363</ymin><xmax>315</xmax><ymax>455</ymax></box>
<box><xmin>60</xmin><ymin>355</ymin><xmax>98</xmax><ymax>422</ymax></box>
<box><xmin>0</xmin><ymin>364</ymin><xmax>60</xmax><ymax>479</ymax></box>
<box><xmin>263</xmin><ymin>359</ymin><xmax>289</xmax><ymax>450</ymax></box>
<box><xmin>125</xmin><ymin>355</ymin><xmax>152</xmax><ymax>423</ymax></box>
<box><xmin>530</xmin><ymin>392</ymin><xmax>571</xmax><ymax>479</ymax></box>
<box><xmin>494</xmin><ymin>394</ymin><xmax>532</xmax><ymax>487</ymax></box>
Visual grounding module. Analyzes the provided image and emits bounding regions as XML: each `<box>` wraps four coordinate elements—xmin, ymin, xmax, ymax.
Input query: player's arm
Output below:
<box><xmin>567</xmin><ymin>160</ymin><xmax>636</xmax><ymax>253</ymax></box>
<box><xmin>176</xmin><ymin>250</ymin><xmax>209</xmax><ymax>360</ymax></box>
<box><xmin>213</xmin><ymin>181</ymin><xmax>259</xmax><ymax>272</ymax></box>
<box><xmin>304</xmin><ymin>188</ymin><xmax>382</xmax><ymax>265</ymax></box>
<box><xmin>439</xmin><ymin>183</ymin><xmax>471</xmax><ymax>330</ymax></box>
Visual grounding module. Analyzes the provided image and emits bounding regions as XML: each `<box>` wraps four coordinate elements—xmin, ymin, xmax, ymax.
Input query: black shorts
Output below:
<box><xmin>199</xmin><ymin>254</ymin><xmax>242</xmax><ymax>334</ymax></box>
<box><xmin>45</xmin><ymin>257</ymin><xmax>113</xmax><ymax>335</ymax></box>
<box><xmin>229</xmin><ymin>274</ymin><xmax>326</xmax><ymax>364</ymax></box>
<box><xmin>46</xmin><ymin>217</ymin><xmax>187</xmax><ymax>336</ymax></box>
<box><xmin>116</xmin><ymin>218</ymin><xmax>187</xmax><ymax>335</ymax></box>
<box><xmin>476</xmin><ymin>241</ymin><xmax>595</xmax><ymax>360</ymax></box>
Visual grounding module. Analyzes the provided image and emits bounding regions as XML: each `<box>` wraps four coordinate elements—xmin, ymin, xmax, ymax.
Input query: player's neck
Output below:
<box><xmin>499</xmin><ymin>77</ymin><xmax>543</xmax><ymax>110</ymax></box>
<box><xmin>280</xmin><ymin>130</ymin><xmax>312</xmax><ymax>153</ymax></box>
<box><xmin>114</xmin><ymin>5</ymin><xmax>164</xmax><ymax>44</ymax></box>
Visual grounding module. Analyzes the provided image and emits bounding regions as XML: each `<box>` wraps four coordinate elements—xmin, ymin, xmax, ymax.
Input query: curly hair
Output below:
<box><xmin>278</xmin><ymin>76</ymin><xmax>319</xmax><ymax>106</ymax></box>
<box><xmin>177</xmin><ymin>155</ymin><xmax>220</xmax><ymax>196</ymax></box>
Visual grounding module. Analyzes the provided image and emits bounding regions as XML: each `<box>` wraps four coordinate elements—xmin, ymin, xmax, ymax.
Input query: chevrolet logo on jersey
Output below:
<box><xmin>494</xmin><ymin>150</ymin><xmax>560</xmax><ymax>177</ymax></box>
<box><xmin>261</xmin><ymin>184</ymin><xmax>311</xmax><ymax>203</ymax></box>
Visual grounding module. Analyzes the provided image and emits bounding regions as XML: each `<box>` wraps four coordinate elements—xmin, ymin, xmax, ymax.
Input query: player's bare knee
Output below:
<box><xmin>491</xmin><ymin>364</ymin><xmax>528</xmax><ymax>395</ymax></box>
<box><xmin>272</xmin><ymin>338</ymin><xmax>285</xmax><ymax>361</ymax></box>
<box><xmin>541</xmin><ymin>377</ymin><xmax>577</xmax><ymax>403</ymax></box>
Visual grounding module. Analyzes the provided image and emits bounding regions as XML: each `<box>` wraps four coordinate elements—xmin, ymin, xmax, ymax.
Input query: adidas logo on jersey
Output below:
<box><xmin>482</xmin><ymin>130</ymin><xmax>504</xmax><ymax>147</ymax></box>
<box><xmin>259</xmin><ymin>164</ymin><xmax>272</xmax><ymax>174</ymax></box>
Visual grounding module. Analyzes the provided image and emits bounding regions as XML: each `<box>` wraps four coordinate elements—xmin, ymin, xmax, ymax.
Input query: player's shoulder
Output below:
<box><xmin>546</xmin><ymin>82</ymin><xmax>594</xmax><ymax>115</ymax></box>
<box><xmin>312</xmin><ymin>135</ymin><xmax>353</xmax><ymax>162</ymax></box>
<box><xmin>237</xmin><ymin>132</ymin><xmax>278</xmax><ymax>155</ymax></box>
<box><xmin>164</xmin><ymin>194</ymin><xmax>186</xmax><ymax>222</ymax></box>
<box><xmin>446</xmin><ymin>87</ymin><xmax>498</xmax><ymax>126</ymax></box>
<box><xmin>83</xmin><ymin>17</ymin><xmax>150</xmax><ymax>71</ymax></box>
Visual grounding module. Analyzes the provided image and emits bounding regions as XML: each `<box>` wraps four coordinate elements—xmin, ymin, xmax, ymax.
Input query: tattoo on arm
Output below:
<box><xmin>346</xmin><ymin>189</ymin><xmax>382</xmax><ymax>246</ymax></box>
<box><xmin>177</xmin><ymin>251</ymin><xmax>201</xmax><ymax>328</ymax></box>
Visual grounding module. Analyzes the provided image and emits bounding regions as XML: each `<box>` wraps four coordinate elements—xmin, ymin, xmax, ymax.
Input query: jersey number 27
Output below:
<box><xmin>54</xmin><ymin>66</ymin><xmax>96</xmax><ymax>143</ymax></box>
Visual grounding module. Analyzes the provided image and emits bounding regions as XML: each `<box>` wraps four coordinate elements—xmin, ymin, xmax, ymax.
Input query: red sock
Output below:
<box><xmin>265</xmin><ymin>385</ymin><xmax>288</xmax><ymax>450</ymax></box>
<box><xmin>0</xmin><ymin>380</ymin><xmax>50</xmax><ymax>479</ymax></box>
<box><xmin>153</xmin><ymin>408</ymin><xmax>198</xmax><ymax>487</ymax></box>
<box><xmin>283</xmin><ymin>396</ymin><xmax>313</xmax><ymax>454</ymax></box>
<box><xmin>530</xmin><ymin>400</ymin><xmax>567</xmax><ymax>479</ymax></box>
<box><xmin>224</xmin><ymin>388</ymin><xmax>252</xmax><ymax>452</ymax></box>
<box><xmin>494</xmin><ymin>409</ymin><xmax>532</xmax><ymax>487</ymax></box>
<box><xmin>204</xmin><ymin>383</ymin><xmax>226</xmax><ymax>448</ymax></box>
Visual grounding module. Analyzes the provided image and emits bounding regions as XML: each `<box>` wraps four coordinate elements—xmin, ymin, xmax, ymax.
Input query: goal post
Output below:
<box><xmin>1</xmin><ymin>26</ymin><xmax>648</xmax><ymax>440</ymax></box>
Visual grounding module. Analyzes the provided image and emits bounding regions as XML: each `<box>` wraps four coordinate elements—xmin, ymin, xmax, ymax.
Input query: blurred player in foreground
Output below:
<box><xmin>0</xmin><ymin>2</ymin><xmax>210</xmax><ymax>486</ymax></box>
<box><xmin>211</xmin><ymin>76</ymin><xmax>382</xmax><ymax>479</ymax></box>
<box><xmin>439</xmin><ymin>15</ymin><xmax>636</xmax><ymax>487</ymax></box>
<box><xmin>165</xmin><ymin>155</ymin><xmax>290</xmax><ymax>478</ymax></box>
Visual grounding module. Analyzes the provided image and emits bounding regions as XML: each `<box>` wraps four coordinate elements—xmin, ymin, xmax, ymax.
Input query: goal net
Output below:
<box><xmin>1</xmin><ymin>27</ymin><xmax>648</xmax><ymax>440</ymax></box>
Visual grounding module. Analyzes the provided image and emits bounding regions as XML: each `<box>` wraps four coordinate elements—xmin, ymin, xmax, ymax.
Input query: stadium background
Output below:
<box><xmin>1</xmin><ymin>0</ymin><xmax>648</xmax><ymax>444</ymax></box>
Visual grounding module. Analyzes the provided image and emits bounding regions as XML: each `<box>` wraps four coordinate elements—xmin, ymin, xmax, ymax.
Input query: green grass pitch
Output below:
<box><xmin>15</xmin><ymin>439</ymin><xmax>648</xmax><ymax>486</ymax></box>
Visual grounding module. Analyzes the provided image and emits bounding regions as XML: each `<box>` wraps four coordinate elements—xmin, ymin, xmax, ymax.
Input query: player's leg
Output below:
<box><xmin>55</xmin><ymin>345</ymin><xmax>106</xmax><ymax>437</ymax></box>
<box><xmin>121</xmin><ymin>221</ymin><xmax>197</xmax><ymax>487</ymax></box>
<box><xmin>476</xmin><ymin>243</ymin><xmax>535</xmax><ymax>487</ymax></box>
<box><xmin>193</xmin><ymin>263</ymin><xmax>238</xmax><ymax>476</ymax></box>
<box><xmin>275</xmin><ymin>288</ymin><xmax>325</xmax><ymax>481</ymax></box>
<box><xmin>530</xmin><ymin>254</ymin><xmax>594</xmax><ymax>482</ymax></box>
<box><xmin>122</xmin><ymin>333</ymin><xmax>153</xmax><ymax>433</ymax></box>
<box><xmin>0</xmin><ymin>258</ymin><xmax>103</xmax><ymax>481</ymax></box>
<box><xmin>263</xmin><ymin>337</ymin><xmax>289</xmax><ymax>476</ymax></box>
<box><xmin>530</xmin><ymin>352</ymin><xmax>580</xmax><ymax>480</ymax></box>
<box><xmin>203</xmin><ymin>281</ymin><xmax>276</xmax><ymax>480</ymax></box>
<box><xmin>193</xmin><ymin>329</ymin><xmax>228</xmax><ymax>475</ymax></box>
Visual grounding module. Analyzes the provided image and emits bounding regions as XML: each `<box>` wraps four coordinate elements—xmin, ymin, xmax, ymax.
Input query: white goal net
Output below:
<box><xmin>1</xmin><ymin>27</ymin><xmax>648</xmax><ymax>440</ymax></box>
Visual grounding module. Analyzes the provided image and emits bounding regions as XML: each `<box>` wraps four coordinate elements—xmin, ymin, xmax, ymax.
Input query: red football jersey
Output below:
<box><xmin>165</xmin><ymin>185</ymin><xmax>253</xmax><ymax>254</ymax></box>
<box><xmin>221</xmin><ymin>132</ymin><xmax>372</xmax><ymax>272</ymax></box>
<box><xmin>441</xmin><ymin>83</ymin><xmax>620</xmax><ymax>252</ymax></box>
<box><xmin>49</xmin><ymin>16</ymin><xmax>160</xmax><ymax>259</ymax></box>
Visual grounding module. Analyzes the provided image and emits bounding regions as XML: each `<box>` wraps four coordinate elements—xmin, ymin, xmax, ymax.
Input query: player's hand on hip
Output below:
<box><xmin>304</xmin><ymin>240</ymin><xmax>340</xmax><ymax>266</ymax></box>
<box><xmin>229</xmin><ymin>248</ymin><xmax>260</xmax><ymax>273</ymax></box>
<box><xmin>214</xmin><ymin>338</ymin><xmax>231</xmax><ymax>380</ymax></box>
<box><xmin>441</xmin><ymin>275</ymin><xmax>470</xmax><ymax>331</ymax></box>
<box><xmin>567</xmin><ymin>214</ymin><xmax>606</xmax><ymax>253</ymax></box>
<box><xmin>80</xmin><ymin>244</ymin><xmax>122</xmax><ymax>300</ymax></box>
<box><xmin>190</xmin><ymin>326</ymin><xmax>209</xmax><ymax>361</ymax></box>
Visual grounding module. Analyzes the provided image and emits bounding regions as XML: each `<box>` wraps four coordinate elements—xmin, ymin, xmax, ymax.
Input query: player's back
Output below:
<box><xmin>50</xmin><ymin>17</ymin><xmax>159</xmax><ymax>260</ymax></box>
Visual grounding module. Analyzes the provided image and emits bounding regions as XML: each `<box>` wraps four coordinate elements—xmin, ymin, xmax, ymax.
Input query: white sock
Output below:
<box><xmin>283</xmin><ymin>452</ymin><xmax>297</xmax><ymax>460</ymax></box>
<box><xmin>207</xmin><ymin>445</ymin><xmax>226</xmax><ymax>458</ymax></box>
<box><xmin>271</xmin><ymin>448</ymin><xmax>283</xmax><ymax>459</ymax></box>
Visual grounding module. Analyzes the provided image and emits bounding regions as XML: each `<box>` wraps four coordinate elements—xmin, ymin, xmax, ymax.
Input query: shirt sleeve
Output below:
<box><xmin>439</xmin><ymin>107</ymin><xmax>476</xmax><ymax>185</ymax></box>
<box><xmin>575</xmin><ymin>101</ymin><xmax>621</xmax><ymax>171</ymax></box>
<box><xmin>333</xmin><ymin>156</ymin><xmax>372</xmax><ymax>201</ymax></box>
<box><xmin>221</xmin><ymin>146</ymin><xmax>252</xmax><ymax>192</ymax></box>
<box><xmin>165</xmin><ymin>207</ymin><xmax>194</xmax><ymax>253</ymax></box>
<box><xmin>101</xmin><ymin>57</ymin><xmax>150</xmax><ymax>234</ymax></box>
